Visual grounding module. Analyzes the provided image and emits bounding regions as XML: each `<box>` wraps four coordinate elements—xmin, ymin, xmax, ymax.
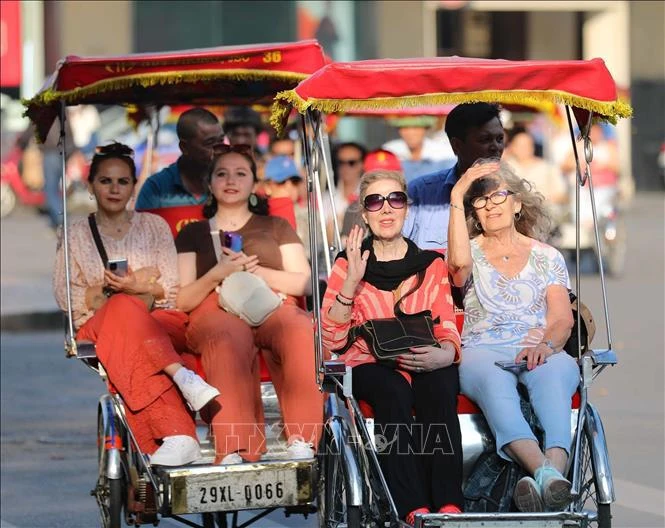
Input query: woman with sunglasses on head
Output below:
<box><xmin>447</xmin><ymin>159</ymin><xmax>579</xmax><ymax>513</ymax></box>
<box><xmin>53</xmin><ymin>143</ymin><xmax>220</xmax><ymax>467</ymax></box>
<box><xmin>175</xmin><ymin>145</ymin><xmax>322</xmax><ymax>465</ymax></box>
<box><xmin>320</xmin><ymin>170</ymin><xmax>463</xmax><ymax>524</ymax></box>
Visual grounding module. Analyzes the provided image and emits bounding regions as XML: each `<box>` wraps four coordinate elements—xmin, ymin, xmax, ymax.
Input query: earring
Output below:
<box><xmin>89</xmin><ymin>194</ymin><xmax>95</xmax><ymax>201</ymax></box>
<box><xmin>205</xmin><ymin>193</ymin><xmax>214</xmax><ymax>206</ymax></box>
<box><xmin>474</xmin><ymin>220</ymin><xmax>483</xmax><ymax>231</ymax></box>
<box><xmin>248</xmin><ymin>193</ymin><xmax>258</xmax><ymax>208</ymax></box>
<box><xmin>514</xmin><ymin>210</ymin><xmax>523</xmax><ymax>220</ymax></box>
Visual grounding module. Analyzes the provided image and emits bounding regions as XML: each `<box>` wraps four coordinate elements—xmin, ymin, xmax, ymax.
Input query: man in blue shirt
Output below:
<box><xmin>403</xmin><ymin>103</ymin><xmax>505</xmax><ymax>250</ymax></box>
<box><xmin>135</xmin><ymin>107</ymin><xmax>223</xmax><ymax>210</ymax></box>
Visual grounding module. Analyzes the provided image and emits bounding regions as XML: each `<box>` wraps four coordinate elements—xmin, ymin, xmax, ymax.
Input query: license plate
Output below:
<box><xmin>179</xmin><ymin>467</ymin><xmax>300</xmax><ymax>513</ymax></box>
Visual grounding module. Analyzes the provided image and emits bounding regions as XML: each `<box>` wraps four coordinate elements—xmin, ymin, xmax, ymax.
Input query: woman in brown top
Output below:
<box><xmin>176</xmin><ymin>145</ymin><xmax>323</xmax><ymax>464</ymax></box>
<box><xmin>53</xmin><ymin>143</ymin><xmax>220</xmax><ymax>466</ymax></box>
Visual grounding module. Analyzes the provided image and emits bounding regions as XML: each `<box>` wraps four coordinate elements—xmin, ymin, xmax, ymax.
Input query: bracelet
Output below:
<box><xmin>337</xmin><ymin>291</ymin><xmax>354</xmax><ymax>302</ymax></box>
<box><xmin>450</xmin><ymin>202</ymin><xmax>464</xmax><ymax>212</ymax></box>
<box><xmin>335</xmin><ymin>294</ymin><xmax>353</xmax><ymax>307</ymax></box>
<box><xmin>540</xmin><ymin>339</ymin><xmax>557</xmax><ymax>353</ymax></box>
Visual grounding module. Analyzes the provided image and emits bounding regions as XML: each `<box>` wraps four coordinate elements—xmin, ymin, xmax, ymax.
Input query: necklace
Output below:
<box><xmin>216</xmin><ymin>211</ymin><xmax>252</xmax><ymax>230</ymax></box>
<box><xmin>96</xmin><ymin>213</ymin><xmax>131</xmax><ymax>234</ymax></box>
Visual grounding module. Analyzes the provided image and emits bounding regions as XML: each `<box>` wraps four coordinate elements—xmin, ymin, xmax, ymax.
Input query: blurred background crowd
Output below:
<box><xmin>1</xmin><ymin>0</ymin><xmax>664</xmax><ymax>276</ymax></box>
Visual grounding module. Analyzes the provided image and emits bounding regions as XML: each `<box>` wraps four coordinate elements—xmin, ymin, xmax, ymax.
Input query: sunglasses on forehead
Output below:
<box><xmin>363</xmin><ymin>191</ymin><xmax>408</xmax><ymax>212</ymax></box>
<box><xmin>212</xmin><ymin>143</ymin><xmax>254</xmax><ymax>156</ymax></box>
<box><xmin>95</xmin><ymin>142</ymin><xmax>134</xmax><ymax>158</ymax></box>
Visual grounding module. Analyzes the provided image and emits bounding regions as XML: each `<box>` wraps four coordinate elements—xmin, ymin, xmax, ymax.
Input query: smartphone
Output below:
<box><xmin>223</xmin><ymin>232</ymin><xmax>243</xmax><ymax>252</ymax></box>
<box><xmin>106</xmin><ymin>258</ymin><xmax>129</xmax><ymax>277</ymax></box>
<box><xmin>495</xmin><ymin>358</ymin><xmax>547</xmax><ymax>373</ymax></box>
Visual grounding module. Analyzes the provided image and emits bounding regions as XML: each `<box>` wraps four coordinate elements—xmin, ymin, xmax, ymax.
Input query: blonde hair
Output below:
<box><xmin>464</xmin><ymin>159</ymin><xmax>552</xmax><ymax>241</ymax></box>
<box><xmin>358</xmin><ymin>170</ymin><xmax>407</xmax><ymax>203</ymax></box>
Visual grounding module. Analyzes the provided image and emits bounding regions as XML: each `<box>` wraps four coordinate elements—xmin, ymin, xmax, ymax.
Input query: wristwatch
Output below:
<box><xmin>542</xmin><ymin>340</ymin><xmax>556</xmax><ymax>353</ymax></box>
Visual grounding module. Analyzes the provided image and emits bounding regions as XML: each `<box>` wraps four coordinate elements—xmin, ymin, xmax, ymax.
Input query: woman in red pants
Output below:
<box><xmin>175</xmin><ymin>145</ymin><xmax>323</xmax><ymax>465</ymax></box>
<box><xmin>53</xmin><ymin>142</ymin><xmax>219</xmax><ymax>466</ymax></box>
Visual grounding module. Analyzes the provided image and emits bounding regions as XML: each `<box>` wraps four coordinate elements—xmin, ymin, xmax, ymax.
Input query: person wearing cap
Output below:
<box><xmin>383</xmin><ymin>115</ymin><xmax>455</xmax><ymax>183</ymax></box>
<box><xmin>402</xmin><ymin>103</ymin><xmax>505</xmax><ymax>251</ymax></box>
<box><xmin>340</xmin><ymin>149</ymin><xmax>403</xmax><ymax>242</ymax></box>
<box><xmin>263</xmin><ymin>156</ymin><xmax>309</xmax><ymax>258</ymax></box>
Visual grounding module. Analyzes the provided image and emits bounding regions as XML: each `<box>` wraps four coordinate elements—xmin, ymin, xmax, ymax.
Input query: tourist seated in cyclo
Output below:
<box><xmin>135</xmin><ymin>105</ymin><xmax>299</xmax><ymax>239</ymax></box>
<box><xmin>447</xmin><ymin>159</ymin><xmax>579</xmax><ymax>513</ymax></box>
<box><xmin>53</xmin><ymin>143</ymin><xmax>220</xmax><ymax>466</ymax></box>
<box><xmin>320</xmin><ymin>169</ymin><xmax>464</xmax><ymax>525</ymax></box>
<box><xmin>174</xmin><ymin>145</ymin><xmax>323</xmax><ymax>465</ymax></box>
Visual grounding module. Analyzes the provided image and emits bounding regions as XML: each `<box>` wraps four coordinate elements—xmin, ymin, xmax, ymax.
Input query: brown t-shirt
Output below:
<box><xmin>175</xmin><ymin>214</ymin><xmax>302</xmax><ymax>279</ymax></box>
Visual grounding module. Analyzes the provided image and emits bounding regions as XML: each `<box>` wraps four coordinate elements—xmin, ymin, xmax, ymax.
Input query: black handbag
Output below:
<box><xmin>334</xmin><ymin>271</ymin><xmax>440</xmax><ymax>366</ymax></box>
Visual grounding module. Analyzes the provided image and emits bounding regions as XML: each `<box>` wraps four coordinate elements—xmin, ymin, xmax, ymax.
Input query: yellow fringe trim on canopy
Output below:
<box><xmin>23</xmin><ymin>69</ymin><xmax>309</xmax><ymax>109</ymax></box>
<box><xmin>270</xmin><ymin>89</ymin><xmax>633</xmax><ymax>135</ymax></box>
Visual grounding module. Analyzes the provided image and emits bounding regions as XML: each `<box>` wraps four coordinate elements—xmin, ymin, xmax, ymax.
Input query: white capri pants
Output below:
<box><xmin>459</xmin><ymin>346</ymin><xmax>580</xmax><ymax>460</ymax></box>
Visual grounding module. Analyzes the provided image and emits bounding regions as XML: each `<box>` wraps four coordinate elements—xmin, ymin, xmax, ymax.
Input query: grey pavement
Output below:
<box><xmin>1</xmin><ymin>195</ymin><xmax>664</xmax><ymax>526</ymax></box>
<box><xmin>0</xmin><ymin>207</ymin><xmax>63</xmax><ymax>330</ymax></box>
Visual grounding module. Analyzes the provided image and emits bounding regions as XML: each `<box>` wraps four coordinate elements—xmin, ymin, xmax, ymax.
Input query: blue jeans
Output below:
<box><xmin>459</xmin><ymin>346</ymin><xmax>579</xmax><ymax>460</ymax></box>
<box><xmin>43</xmin><ymin>151</ymin><xmax>63</xmax><ymax>228</ymax></box>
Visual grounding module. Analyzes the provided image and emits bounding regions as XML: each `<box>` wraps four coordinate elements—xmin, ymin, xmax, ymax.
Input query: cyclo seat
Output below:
<box><xmin>355</xmin><ymin>310</ymin><xmax>582</xmax><ymax>418</ymax></box>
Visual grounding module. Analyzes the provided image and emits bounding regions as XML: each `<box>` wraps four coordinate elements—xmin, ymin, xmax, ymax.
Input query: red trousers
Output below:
<box><xmin>186</xmin><ymin>293</ymin><xmax>323</xmax><ymax>462</ymax></box>
<box><xmin>77</xmin><ymin>294</ymin><xmax>196</xmax><ymax>454</ymax></box>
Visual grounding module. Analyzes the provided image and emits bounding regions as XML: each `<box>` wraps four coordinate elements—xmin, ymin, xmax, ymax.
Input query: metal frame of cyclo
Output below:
<box><xmin>300</xmin><ymin>104</ymin><xmax>617</xmax><ymax>516</ymax></box>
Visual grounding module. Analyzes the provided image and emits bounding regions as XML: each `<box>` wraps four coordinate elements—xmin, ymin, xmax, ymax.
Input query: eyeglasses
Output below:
<box><xmin>363</xmin><ymin>191</ymin><xmax>408</xmax><ymax>212</ymax></box>
<box><xmin>338</xmin><ymin>159</ymin><xmax>361</xmax><ymax>167</ymax></box>
<box><xmin>276</xmin><ymin>176</ymin><xmax>303</xmax><ymax>185</ymax></box>
<box><xmin>471</xmin><ymin>190</ymin><xmax>516</xmax><ymax>209</ymax></box>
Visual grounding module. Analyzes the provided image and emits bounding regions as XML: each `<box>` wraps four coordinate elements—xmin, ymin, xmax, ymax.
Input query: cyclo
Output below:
<box><xmin>22</xmin><ymin>40</ymin><xmax>370</xmax><ymax>528</ymax></box>
<box><xmin>271</xmin><ymin>55</ymin><xmax>631</xmax><ymax>528</ymax></box>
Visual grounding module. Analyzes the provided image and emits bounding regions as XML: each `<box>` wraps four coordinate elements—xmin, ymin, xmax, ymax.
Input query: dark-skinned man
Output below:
<box><xmin>403</xmin><ymin>103</ymin><xmax>505</xmax><ymax>250</ymax></box>
<box><xmin>135</xmin><ymin>107</ymin><xmax>223</xmax><ymax>210</ymax></box>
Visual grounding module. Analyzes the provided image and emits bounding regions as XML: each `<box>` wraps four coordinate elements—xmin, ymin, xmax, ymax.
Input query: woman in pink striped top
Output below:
<box><xmin>320</xmin><ymin>170</ymin><xmax>463</xmax><ymax>523</ymax></box>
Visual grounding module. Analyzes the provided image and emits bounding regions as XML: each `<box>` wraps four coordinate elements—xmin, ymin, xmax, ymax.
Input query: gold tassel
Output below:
<box><xmin>23</xmin><ymin>69</ymin><xmax>308</xmax><ymax>108</ymax></box>
<box><xmin>269</xmin><ymin>88</ymin><xmax>633</xmax><ymax>134</ymax></box>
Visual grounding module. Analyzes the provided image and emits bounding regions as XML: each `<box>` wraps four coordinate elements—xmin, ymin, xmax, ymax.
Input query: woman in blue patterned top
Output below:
<box><xmin>447</xmin><ymin>159</ymin><xmax>579</xmax><ymax>513</ymax></box>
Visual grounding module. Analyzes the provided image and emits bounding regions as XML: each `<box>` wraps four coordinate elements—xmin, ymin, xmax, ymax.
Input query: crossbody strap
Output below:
<box><xmin>209</xmin><ymin>217</ymin><xmax>223</xmax><ymax>263</ymax></box>
<box><xmin>333</xmin><ymin>270</ymin><xmax>427</xmax><ymax>355</ymax></box>
<box><xmin>392</xmin><ymin>270</ymin><xmax>426</xmax><ymax>316</ymax></box>
<box><xmin>88</xmin><ymin>213</ymin><xmax>109</xmax><ymax>267</ymax></box>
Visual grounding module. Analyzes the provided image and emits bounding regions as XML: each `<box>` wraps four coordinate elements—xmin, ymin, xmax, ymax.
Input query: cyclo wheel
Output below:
<box><xmin>95</xmin><ymin>411</ymin><xmax>126</xmax><ymax>528</ymax></box>
<box><xmin>317</xmin><ymin>427</ymin><xmax>362</xmax><ymax>528</ymax></box>
<box><xmin>571</xmin><ymin>423</ymin><xmax>612</xmax><ymax>528</ymax></box>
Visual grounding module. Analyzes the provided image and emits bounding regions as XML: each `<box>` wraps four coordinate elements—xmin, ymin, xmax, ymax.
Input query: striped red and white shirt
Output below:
<box><xmin>321</xmin><ymin>257</ymin><xmax>461</xmax><ymax>368</ymax></box>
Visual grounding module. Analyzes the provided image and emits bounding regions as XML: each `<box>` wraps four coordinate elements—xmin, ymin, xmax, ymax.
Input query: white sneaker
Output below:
<box><xmin>286</xmin><ymin>436</ymin><xmax>315</xmax><ymax>460</ymax></box>
<box><xmin>220</xmin><ymin>452</ymin><xmax>243</xmax><ymax>465</ymax></box>
<box><xmin>150</xmin><ymin>435</ymin><xmax>200</xmax><ymax>466</ymax></box>
<box><xmin>176</xmin><ymin>369</ymin><xmax>220</xmax><ymax>412</ymax></box>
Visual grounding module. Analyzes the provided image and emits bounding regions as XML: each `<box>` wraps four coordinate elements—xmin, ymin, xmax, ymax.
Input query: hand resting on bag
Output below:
<box><xmin>397</xmin><ymin>342</ymin><xmax>457</xmax><ymax>373</ymax></box>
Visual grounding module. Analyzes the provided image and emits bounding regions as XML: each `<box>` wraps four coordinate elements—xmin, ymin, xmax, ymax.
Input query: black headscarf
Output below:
<box><xmin>336</xmin><ymin>235</ymin><xmax>443</xmax><ymax>291</ymax></box>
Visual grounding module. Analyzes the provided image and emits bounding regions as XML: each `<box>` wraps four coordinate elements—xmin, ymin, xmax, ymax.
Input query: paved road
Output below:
<box><xmin>1</xmin><ymin>194</ymin><xmax>664</xmax><ymax>526</ymax></box>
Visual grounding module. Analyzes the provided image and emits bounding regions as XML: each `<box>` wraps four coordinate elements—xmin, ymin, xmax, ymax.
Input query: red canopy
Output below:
<box><xmin>271</xmin><ymin>56</ymin><xmax>632</xmax><ymax>134</ymax></box>
<box><xmin>24</xmin><ymin>40</ymin><xmax>327</xmax><ymax>142</ymax></box>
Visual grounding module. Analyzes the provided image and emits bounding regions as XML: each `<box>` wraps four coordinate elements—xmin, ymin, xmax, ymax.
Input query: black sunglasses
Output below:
<box><xmin>363</xmin><ymin>191</ymin><xmax>408</xmax><ymax>212</ymax></box>
<box><xmin>338</xmin><ymin>159</ymin><xmax>362</xmax><ymax>167</ymax></box>
<box><xmin>212</xmin><ymin>143</ymin><xmax>254</xmax><ymax>156</ymax></box>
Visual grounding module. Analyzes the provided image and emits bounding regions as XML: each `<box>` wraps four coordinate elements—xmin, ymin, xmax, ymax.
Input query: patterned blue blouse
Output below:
<box><xmin>462</xmin><ymin>238</ymin><xmax>570</xmax><ymax>349</ymax></box>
